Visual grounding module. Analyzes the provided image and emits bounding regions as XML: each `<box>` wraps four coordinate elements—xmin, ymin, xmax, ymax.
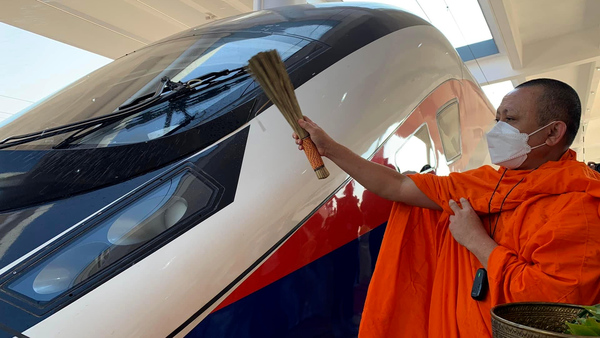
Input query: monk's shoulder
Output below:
<box><xmin>546</xmin><ymin>192</ymin><xmax>600</xmax><ymax>221</ymax></box>
<box><xmin>447</xmin><ymin>165</ymin><xmax>497</xmax><ymax>181</ymax></box>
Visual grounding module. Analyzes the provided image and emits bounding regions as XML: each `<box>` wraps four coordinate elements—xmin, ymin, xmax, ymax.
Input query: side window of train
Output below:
<box><xmin>394</xmin><ymin>124</ymin><xmax>436</xmax><ymax>174</ymax></box>
<box><xmin>436</xmin><ymin>100</ymin><xmax>462</xmax><ymax>162</ymax></box>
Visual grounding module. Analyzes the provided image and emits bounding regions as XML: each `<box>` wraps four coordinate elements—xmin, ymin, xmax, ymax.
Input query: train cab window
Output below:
<box><xmin>394</xmin><ymin>124</ymin><xmax>436</xmax><ymax>174</ymax></box>
<box><xmin>68</xmin><ymin>34</ymin><xmax>311</xmax><ymax>148</ymax></box>
<box><xmin>169</xmin><ymin>34</ymin><xmax>309</xmax><ymax>83</ymax></box>
<box><xmin>436</xmin><ymin>100</ymin><xmax>462</xmax><ymax>162</ymax></box>
<box><xmin>0</xmin><ymin>33</ymin><xmax>312</xmax><ymax>149</ymax></box>
<box><xmin>6</xmin><ymin>166</ymin><xmax>221</xmax><ymax>307</ymax></box>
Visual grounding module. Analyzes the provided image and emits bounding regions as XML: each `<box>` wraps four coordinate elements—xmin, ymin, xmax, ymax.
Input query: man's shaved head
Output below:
<box><xmin>515</xmin><ymin>78</ymin><xmax>581</xmax><ymax>146</ymax></box>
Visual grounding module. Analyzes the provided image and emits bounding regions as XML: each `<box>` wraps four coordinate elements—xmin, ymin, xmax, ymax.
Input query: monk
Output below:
<box><xmin>293</xmin><ymin>78</ymin><xmax>600</xmax><ymax>337</ymax></box>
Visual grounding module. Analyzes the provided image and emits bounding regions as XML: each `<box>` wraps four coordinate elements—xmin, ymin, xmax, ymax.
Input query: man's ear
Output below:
<box><xmin>546</xmin><ymin>121</ymin><xmax>567</xmax><ymax>146</ymax></box>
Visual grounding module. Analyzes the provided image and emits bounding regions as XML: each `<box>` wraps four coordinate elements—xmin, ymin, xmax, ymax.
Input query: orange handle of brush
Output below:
<box><xmin>302</xmin><ymin>136</ymin><xmax>325</xmax><ymax>170</ymax></box>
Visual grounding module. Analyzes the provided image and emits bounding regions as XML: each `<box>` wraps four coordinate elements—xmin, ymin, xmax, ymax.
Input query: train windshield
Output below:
<box><xmin>0</xmin><ymin>32</ymin><xmax>309</xmax><ymax>149</ymax></box>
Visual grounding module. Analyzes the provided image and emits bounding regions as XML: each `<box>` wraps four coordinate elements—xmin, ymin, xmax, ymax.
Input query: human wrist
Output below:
<box><xmin>470</xmin><ymin>236</ymin><xmax>498</xmax><ymax>269</ymax></box>
<box><xmin>322</xmin><ymin>139</ymin><xmax>342</xmax><ymax>159</ymax></box>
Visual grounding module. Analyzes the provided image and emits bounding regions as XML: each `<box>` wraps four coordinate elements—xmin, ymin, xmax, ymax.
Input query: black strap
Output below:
<box><xmin>487</xmin><ymin>168</ymin><xmax>507</xmax><ymax>238</ymax></box>
<box><xmin>487</xmin><ymin>168</ymin><xmax>527</xmax><ymax>239</ymax></box>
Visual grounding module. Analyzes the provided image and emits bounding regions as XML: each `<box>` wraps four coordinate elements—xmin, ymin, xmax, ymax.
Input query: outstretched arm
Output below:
<box><xmin>294</xmin><ymin>117</ymin><xmax>441</xmax><ymax>210</ymax></box>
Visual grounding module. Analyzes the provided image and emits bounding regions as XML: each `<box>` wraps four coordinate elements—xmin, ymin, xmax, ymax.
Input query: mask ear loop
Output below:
<box><xmin>527</xmin><ymin>121</ymin><xmax>557</xmax><ymax>150</ymax></box>
<box><xmin>528</xmin><ymin>121</ymin><xmax>557</xmax><ymax>137</ymax></box>
<box><xmin>530</xmin><ymin>142</ymin><xmax>547</xmax><ymax>151</ymax></box>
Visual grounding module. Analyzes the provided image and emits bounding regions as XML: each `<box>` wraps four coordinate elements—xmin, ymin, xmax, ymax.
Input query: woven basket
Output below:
<box><xmin>491</xmin><ymin>302</ymin><xmax>587</xmax><ymax>337</ymax></box>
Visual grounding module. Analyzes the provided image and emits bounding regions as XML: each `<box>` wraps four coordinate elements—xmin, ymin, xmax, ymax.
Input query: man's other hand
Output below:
<box><xmin>449</xmin><ymin>198</ymin><xmax>498</xmax><ymax>269</ymax></box>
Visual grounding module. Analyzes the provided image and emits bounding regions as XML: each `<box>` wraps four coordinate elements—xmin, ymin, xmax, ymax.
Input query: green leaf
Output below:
<box><xmin>584</xmin><ymin>306</ymin><xmax>600</xmax><ymax>315</ymax></box>
<box><xmin>566</xmin><ymin>305</ymin><xmax>600</xmax><ymax>336</ymax></box>
<box><xmin>580</xmin><ymin>304</ymin><xmax>600</xmax><ymax>321</ymax></box>
<box><xmin>584</xmin><ymin>318</ymin><xmax>600</xmax><ymax>334</ymax></box>
<box><xmin>566</xmin><ymin>322</ymin><xmax>600</xmax><ymax>336</ymax></box>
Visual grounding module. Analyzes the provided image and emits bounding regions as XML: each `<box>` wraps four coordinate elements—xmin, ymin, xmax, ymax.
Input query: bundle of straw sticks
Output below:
<box><xmin>248</xmin><ymin>50</ymin><xmax>330</xmax><ymax>179</ymax></box>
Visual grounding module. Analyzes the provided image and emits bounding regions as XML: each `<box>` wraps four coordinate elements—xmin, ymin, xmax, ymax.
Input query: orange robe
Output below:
<box><xmin>359</xmin><ymin>150</ymin><xmax>600</xmax><ymax>337</ymax></box>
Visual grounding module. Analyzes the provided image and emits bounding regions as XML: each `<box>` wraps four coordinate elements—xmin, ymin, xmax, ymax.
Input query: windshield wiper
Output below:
<box><xmin>116</xmin><ymin>76</ymin><xmax>186</xmax><ymax>112</ymax></box>
<box><xmin>187</xmin><ymin>67</ymin><xmax>246</xmax><ymax>87</ymax></box>
<box><xmin>0</xmin><ymin>76</ymin><xmax>182</xmax><ymax>150</ymax></box>
<box><xmin>116</xmin><ymin>67</ymin><xmax>246</xmax><ymax>112</ymax></box>
<box><xmin>0</xmin><ymin>67</ymin><xmax>248</xmax><ymax>150</ymax></box>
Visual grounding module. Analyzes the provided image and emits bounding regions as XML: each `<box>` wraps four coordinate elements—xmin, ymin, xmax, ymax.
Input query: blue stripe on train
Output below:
<box><xmin>186</xmin><ymin>223</ymin><xmax>387</xmax><ymax>338</ymax></box>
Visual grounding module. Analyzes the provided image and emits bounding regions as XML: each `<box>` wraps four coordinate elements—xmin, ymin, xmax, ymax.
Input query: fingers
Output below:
<box><xmin>295</xmin><ymin>116</ymin><xmax>322</xmax><ymax>153</ymax></box>
<box><xmin>448</xmin><ymin>199</ymin><xmax>461</xmax><ymax>214</ymax></box>
<box><xmin>298</xmin><ymin>118</ymin><xmax>310</xmax><ymax>127</ymax></box>
<box><xmin>299</xmin><ymin>116</ymin><xmax>318</xmax><ymax>130</ymax></box>
<box><xmin>298</xmin><ymin>119</ymin><xmax>311</xmax><ymax>132</ymax></box>
<box><xmin>459</xmin><ymin>197</ymin><xmax>472</xmax><ymax>209</ymax></box>
<box><xmin>299</xmin><ymin>120</ymin><xmax>317</xmax><ymax>137</ymax></box>
<box><xmin>293</xmin><ymin>132</ymin><xmax>302</xmax><ymax>144</ymax></box>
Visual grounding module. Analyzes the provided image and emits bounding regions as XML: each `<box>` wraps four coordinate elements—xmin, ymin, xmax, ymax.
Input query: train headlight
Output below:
<box><xmin>4</xmin><ymin>166</ymin><xmax>221</xmax><ymax>307</ymax></box>
<box><xmin>33</xmin><ymin>242</ymin><xmax>109</xmax><ymax>295</ymax></box>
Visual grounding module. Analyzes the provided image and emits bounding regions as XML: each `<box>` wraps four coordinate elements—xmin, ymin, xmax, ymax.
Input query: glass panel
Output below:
<box><xmin>0</xmin><ymin>33</ymin><xmax>309</xmax><ymax>147</ymax></box>
<box><xmin>171</xmin><ymin>34</ymin><xmax>307</xmax><ymax>83</ymax></box>
<box><xmin>395</xmin><ymin>124</ymin><xmax>436</xmax><ymax>174</ymax></box>
<box><xmin>72</xmin><ymin>81</ymin><xmax>244</xmax><ymax>147</ymax></box>
<box><xmin>437</xmin><ymin>101</ymin><xmax>461</xmax><ymax>161</ymax></box>
<box><xmin>441</xmin><ymin>0</ymin><xmax>493</xmax><ymax>47</ymax></box>
<box><xmin>8</xmin><ymin>170</ymin><xmax>215</xmax><ymax>302</ymax></box>
<box><xmin>482</xmin><ymin>80</ymin><xmax>514</xmax><ymax>109</ymax></box>
<box><xmin>343</xmin><ymin>0</ymin><xmax>493</xmax><ymax>47</ymax></box>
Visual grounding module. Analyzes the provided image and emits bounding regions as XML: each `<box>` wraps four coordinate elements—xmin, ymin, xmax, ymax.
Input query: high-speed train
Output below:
<box><xmin>0</xmin><ymin>3</ymin><xmax>495</xmax><ymax>337</ymax></box>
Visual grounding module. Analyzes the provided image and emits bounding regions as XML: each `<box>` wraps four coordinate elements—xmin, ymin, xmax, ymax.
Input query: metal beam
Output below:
<box><xmin>483</xmin><ymin>0</ymin><xmax>523</xmax><ymax>69</ymax></box>
<box><xmin>466</xmin><ymin>27</ymin><xmax>600</xmax><ymax>85</ymax></box>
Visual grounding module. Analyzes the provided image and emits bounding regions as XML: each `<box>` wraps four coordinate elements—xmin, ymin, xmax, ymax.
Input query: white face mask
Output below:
<box><xmin>486</xmin><ymin>121</ymin><xmax>555</xmax><ymax>169</ymax></box>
